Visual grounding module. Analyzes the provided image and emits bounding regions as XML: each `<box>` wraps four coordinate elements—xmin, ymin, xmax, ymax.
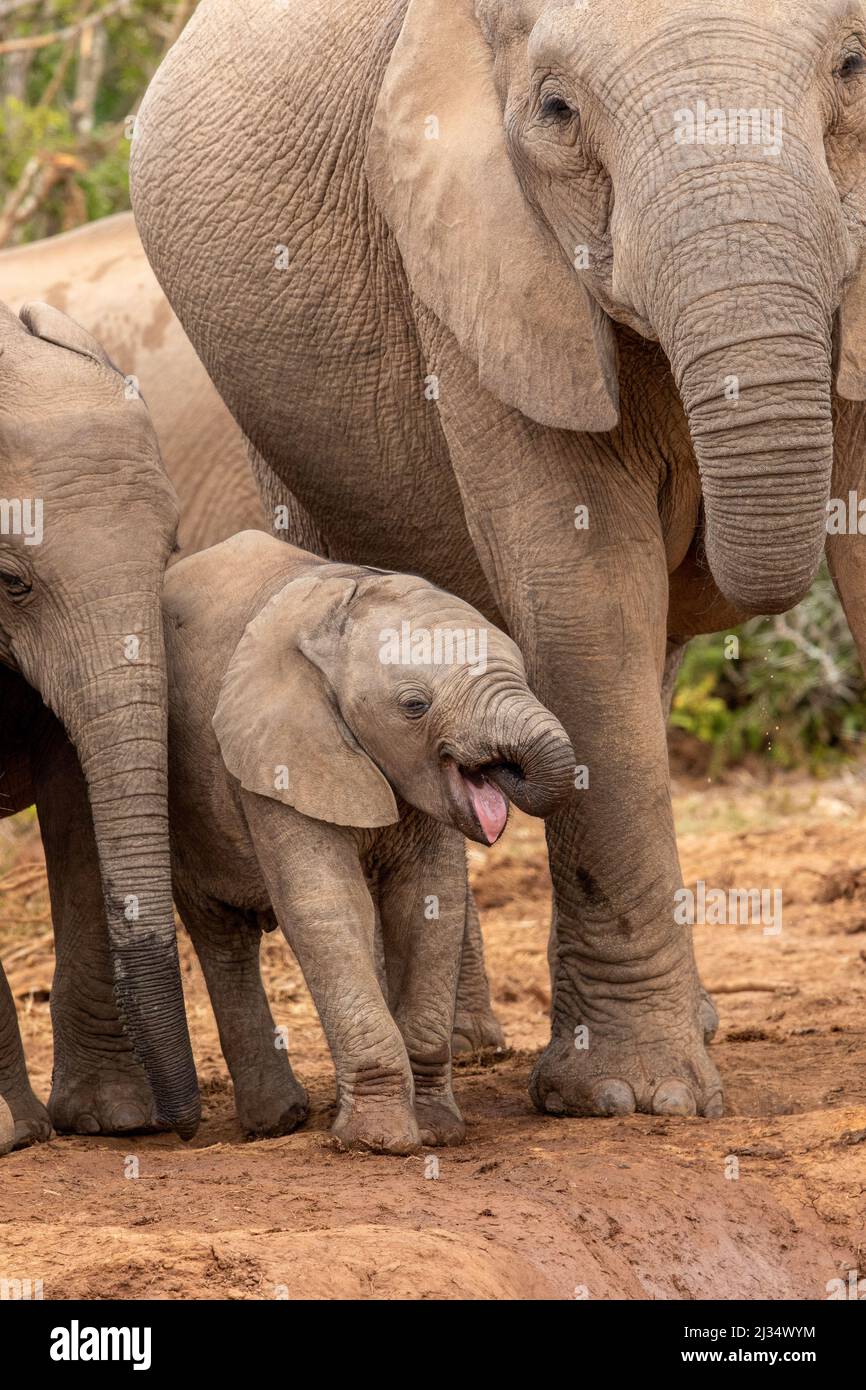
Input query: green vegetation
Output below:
<box><xmin>672</xmin><ymin>566</ymin><xmax>866</xmax><ymax>772</ymax></box>
<box><xmin>1</xmin><ymin>1</ymin><xmax>194</xmax><ymax>245</ymax></box>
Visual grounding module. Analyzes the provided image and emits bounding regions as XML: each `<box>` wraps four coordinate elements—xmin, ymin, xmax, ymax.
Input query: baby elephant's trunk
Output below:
<box><xmin>484</xmin><ymin>700</ymin><xmax>575</xmax><ymax>820</ymax></box>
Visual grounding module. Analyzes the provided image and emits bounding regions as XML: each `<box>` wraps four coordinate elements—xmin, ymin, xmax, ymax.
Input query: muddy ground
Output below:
<box><xmin>1</xmin><ymin>769</ymin><xmax>865</xmax><ymax>1300</ymax></box>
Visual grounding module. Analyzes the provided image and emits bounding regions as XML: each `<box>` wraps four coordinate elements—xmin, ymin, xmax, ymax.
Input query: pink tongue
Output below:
<box><xmin>465</xmin><ymin>774</ymin><xmax>508</xmax><ymax>845</ymax></box>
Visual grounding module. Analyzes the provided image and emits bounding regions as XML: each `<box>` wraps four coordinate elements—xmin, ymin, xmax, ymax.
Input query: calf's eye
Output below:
<box><xmin>0</xmin><ymin>571</ymin><xmax>31</xmax><ymax>599</ymax></box>
<box><xmin>838</xmin><ymin>51</ymin><xmax>866</xmax><ymax>80</ymax></box>
<box><xmin>541</xmin><ymin>94</ymin><xmax>575</xmax><ymax>122</ymax></box>
<box><xmin>399</xmin><ymin>697</ymin><xmax>431</xmax><ymax>720</ymax></box>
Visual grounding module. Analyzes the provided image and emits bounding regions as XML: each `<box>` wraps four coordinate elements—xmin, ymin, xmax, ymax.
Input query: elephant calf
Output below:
<box><xmin>164</xmin><ymin>531</ymin><xmax>573</xmax><ymax>1154</ymax></box>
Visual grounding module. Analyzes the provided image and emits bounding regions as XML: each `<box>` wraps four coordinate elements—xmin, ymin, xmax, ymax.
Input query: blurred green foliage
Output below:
<box><xmin>1</xmin><ymin>1</ymin><xmax>193</xmax><ymax>244</ymax></box>
<box><xmin>672</xmin><ymin>566</ymin><xmax>866</xmax><ymax>772</ymax></box>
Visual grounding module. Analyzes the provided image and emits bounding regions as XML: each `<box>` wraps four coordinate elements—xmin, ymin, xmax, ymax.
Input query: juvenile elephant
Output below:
<box><xmin>132</xmin><ymin>0</ymin><xmax>866</xmax><ymax>1118</ymax></box>
<box><xmin>164</xmin><ymin>531</ymin><xmax>574</xmax><ymax>1152</ymax></box>
<box><xmin>0</xmin><ymin>301</ymin><xmax>198</xmax><ymax>1144</ymax></box>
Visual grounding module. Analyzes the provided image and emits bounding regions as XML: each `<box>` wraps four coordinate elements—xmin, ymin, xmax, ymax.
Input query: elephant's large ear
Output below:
<box><xmin>365</xmin><ymin>0</ymin><xmax>618</xmax><ymax>433</ymax></box>
<box><xmin>19</xmin><ymin>301</ymin><xmax>115</xmax><ymax>369</ymax></box>
<box><xmin>213</xmin><ymin>573</ymin><xmax>399</xmax><ymax>830</ymax></box>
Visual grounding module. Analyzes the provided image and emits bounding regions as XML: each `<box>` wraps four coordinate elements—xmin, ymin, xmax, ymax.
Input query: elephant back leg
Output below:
<box><xmin>175</xmin><ymin>886</ymin><xmax>309</xmax><ymax>1139</ymax></box>
<box><xmin>452</xmin><ymin>883</ymin><xmax>506</xmax><ymax>1061</ymax></box>
<box><xmin>0</xmin><ymin>966</ymin><xmax>51</xmax><ymax>1152</ymax></box>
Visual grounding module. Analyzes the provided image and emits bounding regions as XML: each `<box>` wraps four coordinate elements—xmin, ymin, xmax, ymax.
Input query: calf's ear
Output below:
<box><xmin>213</xmin><ymin>573</ymin><xmax>399</xmax><ymax>829</ymax></box>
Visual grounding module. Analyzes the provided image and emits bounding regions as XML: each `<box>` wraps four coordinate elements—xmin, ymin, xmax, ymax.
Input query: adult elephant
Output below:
<box><xmin>131</xmin><ymin>0</ymin><xmax>866</xmax><ymax>1118</ymax></box>
<box><xmin>0</xmin><ymin>302</ymin><xmax>199</xmax><ymax>1142</ymax></box>
<box><xmin>0</xmin><ymin>214</ymin><xmax>266</xmax><ymax>561</ymax></box>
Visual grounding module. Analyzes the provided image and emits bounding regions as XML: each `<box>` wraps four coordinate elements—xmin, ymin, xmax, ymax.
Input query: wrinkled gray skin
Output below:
<box><xmin>0</xmin><ymin>301</ymin><xmax>199</xmax><ymax>1146</ymax></box>
<box><xmin>165</xmin><ymin>531</ymin><xmax>574</xmax><ymax>1152</ymax></box>
<box><xmin>133</xmin><ymin>0</ymin><xmax>866</xmax><ymax>1119</ymax></box>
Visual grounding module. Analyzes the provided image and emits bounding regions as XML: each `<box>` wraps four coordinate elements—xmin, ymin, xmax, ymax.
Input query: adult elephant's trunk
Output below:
<box><xmin>628</xmin><ymin>162</ymin><xmax>842</xmax><ymax>616</ymax></box>
<box><xmin>38</xmin><ymin>585</ymin><xmax>200</xmax><ymax>1139</ymax></box>
<box><xmin>669</xmin><ymin>290</ymin><xmax>833</xmax><ymax>615</ymax></box>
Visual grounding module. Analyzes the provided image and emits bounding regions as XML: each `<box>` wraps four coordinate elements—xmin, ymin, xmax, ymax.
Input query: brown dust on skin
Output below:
<box><xmin>0</xmin><ymin>777</ymin><xmax>864</xmax><ymax>1300</ymax></box>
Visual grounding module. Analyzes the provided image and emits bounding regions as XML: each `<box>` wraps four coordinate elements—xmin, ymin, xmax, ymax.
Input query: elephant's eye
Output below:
<box><xmin>399</xmin><ymin>696</ymin><xmax>431</xmax><ymax>720</ymax></box>
<box><xmin>838</xmin><ymin>50</ymin><xmax>866</xmax><ymax>81</ymax></box>
<box><xmin>0</xmin><ymin>571</ymin><xmax>32</xmax><ymax>600</ymax></box>
<box><xmin>541</xmin><ymin>94</ymin><xmax>575</xmax><ymax>123</ymax></box>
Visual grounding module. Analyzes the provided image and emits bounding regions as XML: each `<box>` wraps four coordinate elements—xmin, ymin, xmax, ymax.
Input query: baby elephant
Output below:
<box><xmin>164</xmin><ymin>531</ymin><xmax>574</xmax><ymax>1154</ymax></box>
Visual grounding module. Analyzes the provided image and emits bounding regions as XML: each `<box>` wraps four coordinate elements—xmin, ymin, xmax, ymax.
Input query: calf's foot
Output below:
<box><xmin>235</xmin><ymin>1071</ymin><xmax>309</xmax><ymax>1139</ymax></box>
<box><xmin>332</xmin><ymin>1095</ymin><xmax>421</xmax><ymax>1156</ymax></box>
<box><xmin>451</xmin><ymin>1007</ymin><xmax>506</xmax><ymax>1060</ymax></box>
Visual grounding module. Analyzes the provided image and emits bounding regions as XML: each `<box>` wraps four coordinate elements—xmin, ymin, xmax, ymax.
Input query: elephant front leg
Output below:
<box><xmin>532</xmin><ymin>587</ymin><xmax>722</xmax><ymax>1117</ymax></box>
<box><xmin>827</xmin><ymin>404</ymin><xmax>866</xmax><ymax>674</ymax></box>
<box><xmin>243</xmin><ymin>794</ymin><xmax>420</xmax><ymax>1155</ymax></box>
<box><xmin>425</xmin><ymin>330</ymin><xmax>722</xmax><ymax>1118</ymax></box>
<box><xmin>529</xmin><ymin>572</ymin><xmax>721</xmax><ymax>1117</ymax></box>
<box><xmin>33</xmin><ymin>720</ymin><xmax>158</xmax><ymax>1135</ymax></box>
<box><xmin>662</xmin><ymin>639</ymin><xmax>719</xmax><ymax>1046</ymax></box>
<box><xmin>379</xmin><ymin>822</ymin><xmax>467</xmax><ymax>1146</ymax></box>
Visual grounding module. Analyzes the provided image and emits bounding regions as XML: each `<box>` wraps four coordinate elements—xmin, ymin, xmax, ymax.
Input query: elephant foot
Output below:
<box><xmin>451</xmin><ymin>1007</ymin><xmax>506</xmax><ymax>1061</ymax></box>
<box><xmin>331</xmin><ymin>1097</ymin><xmax>421</xmax><ymax>1156</ymax></box>
<box><xmin>415</xmin><ymin>1094</ymin><xmax>466</xmax><ymax>1147</ymax></box>
<box><xmin>699</xmin><ymin>986</ymin><xmax>720</xmax><ymax>1043</ymax></box>
<box><xmin>49</xmin><ymin>1065</ymin><xmax>163</xmax><ymax>1136</ymax></box>
<box><xmin>1</xmin><ymin>1090</ymin><xmax>52</xmax><ymax>1153</ymax></box>
<box><xmin>529</xmin><ymin>1002</ymin><xmax>724</xmax><ymax>1119</ymax></box>
<box><xmin>236</xmin><ymin>1075</ymin><xmax>309</xmax><ymax>1139</ymax></box>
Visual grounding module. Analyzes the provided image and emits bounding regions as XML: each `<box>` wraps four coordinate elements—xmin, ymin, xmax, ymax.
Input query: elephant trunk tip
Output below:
<box><xmin>164</xmin><ymin>1108</ymin><xmax>201</xmax><ymax>1143</ymax></box>
<box><xmin>486</xmin><ymin>739</ymin><xmax>575</xmax><ymax>820</ymax></box>
<box><xmin>703</xmin><ymin>528</ymin><xmax>823</xmax><ymax>617</ymax></box>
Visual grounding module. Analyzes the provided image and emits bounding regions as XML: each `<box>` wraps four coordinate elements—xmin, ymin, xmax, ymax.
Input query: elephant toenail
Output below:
<box><xmin>703</xmin><ymin>1091</ymin><xmax>725</xmax><ymax>1118</ymax></box>
<box><xmin>544</xmin><ymin>1090</ymin><xmax>566</xmax><ymax>1115</ymax></box>
<box><xmin>592</xmin><ymin>1080</ymin><xmax>636</xmax><ymax>1116</ymax></box>
<box><xmin>652</xmin><ymin>1080</ymin><xmax>697</xmax><ymax>1116</ymax></box>
<box><xmin>76</xmin><ymin>1113</ymin><xmax>101</xmax><ymax>1134</ymax></box>
<box><xmin>699</xmin><ymin>995</ymin><xmax>720</xmax><ymax>1042</ymax></box>
<box><xmin>109</xmin><ymin>1105</ymin><xmax>147</xmax><ymax>1132</ymax></box>
<box><xmin>0</xmin><ymin>1099</ymin><xmax>15</xmax><ymax>1155</ymax></box>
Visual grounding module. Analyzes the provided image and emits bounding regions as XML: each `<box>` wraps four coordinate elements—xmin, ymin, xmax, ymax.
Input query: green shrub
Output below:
<box><xmin>673</xmin><ymin>565</ymin><xmax>866</xmax><ymax>771</ymax></box>
<box><xmin>1</xmin><ymin>2</ymin><xmax>193</xmax><ymax>246</ymax></box>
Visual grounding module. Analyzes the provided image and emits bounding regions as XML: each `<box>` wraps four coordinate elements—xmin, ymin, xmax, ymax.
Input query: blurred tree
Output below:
<box><xmin>0</xmin><ymin>0</ymin><xmax>195</xmax><ymax>245</ymax></box>
<box><xmin>672</xmin><ymin>565</ymin><xmax>866</xmax><ymax>772</ymax></box>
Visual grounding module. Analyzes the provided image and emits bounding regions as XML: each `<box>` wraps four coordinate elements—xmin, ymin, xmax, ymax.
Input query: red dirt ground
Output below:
<box><xmin>1</xmin><ymin>771</ymin><xmax>864</xmax><ymax>1300</ymax></box>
